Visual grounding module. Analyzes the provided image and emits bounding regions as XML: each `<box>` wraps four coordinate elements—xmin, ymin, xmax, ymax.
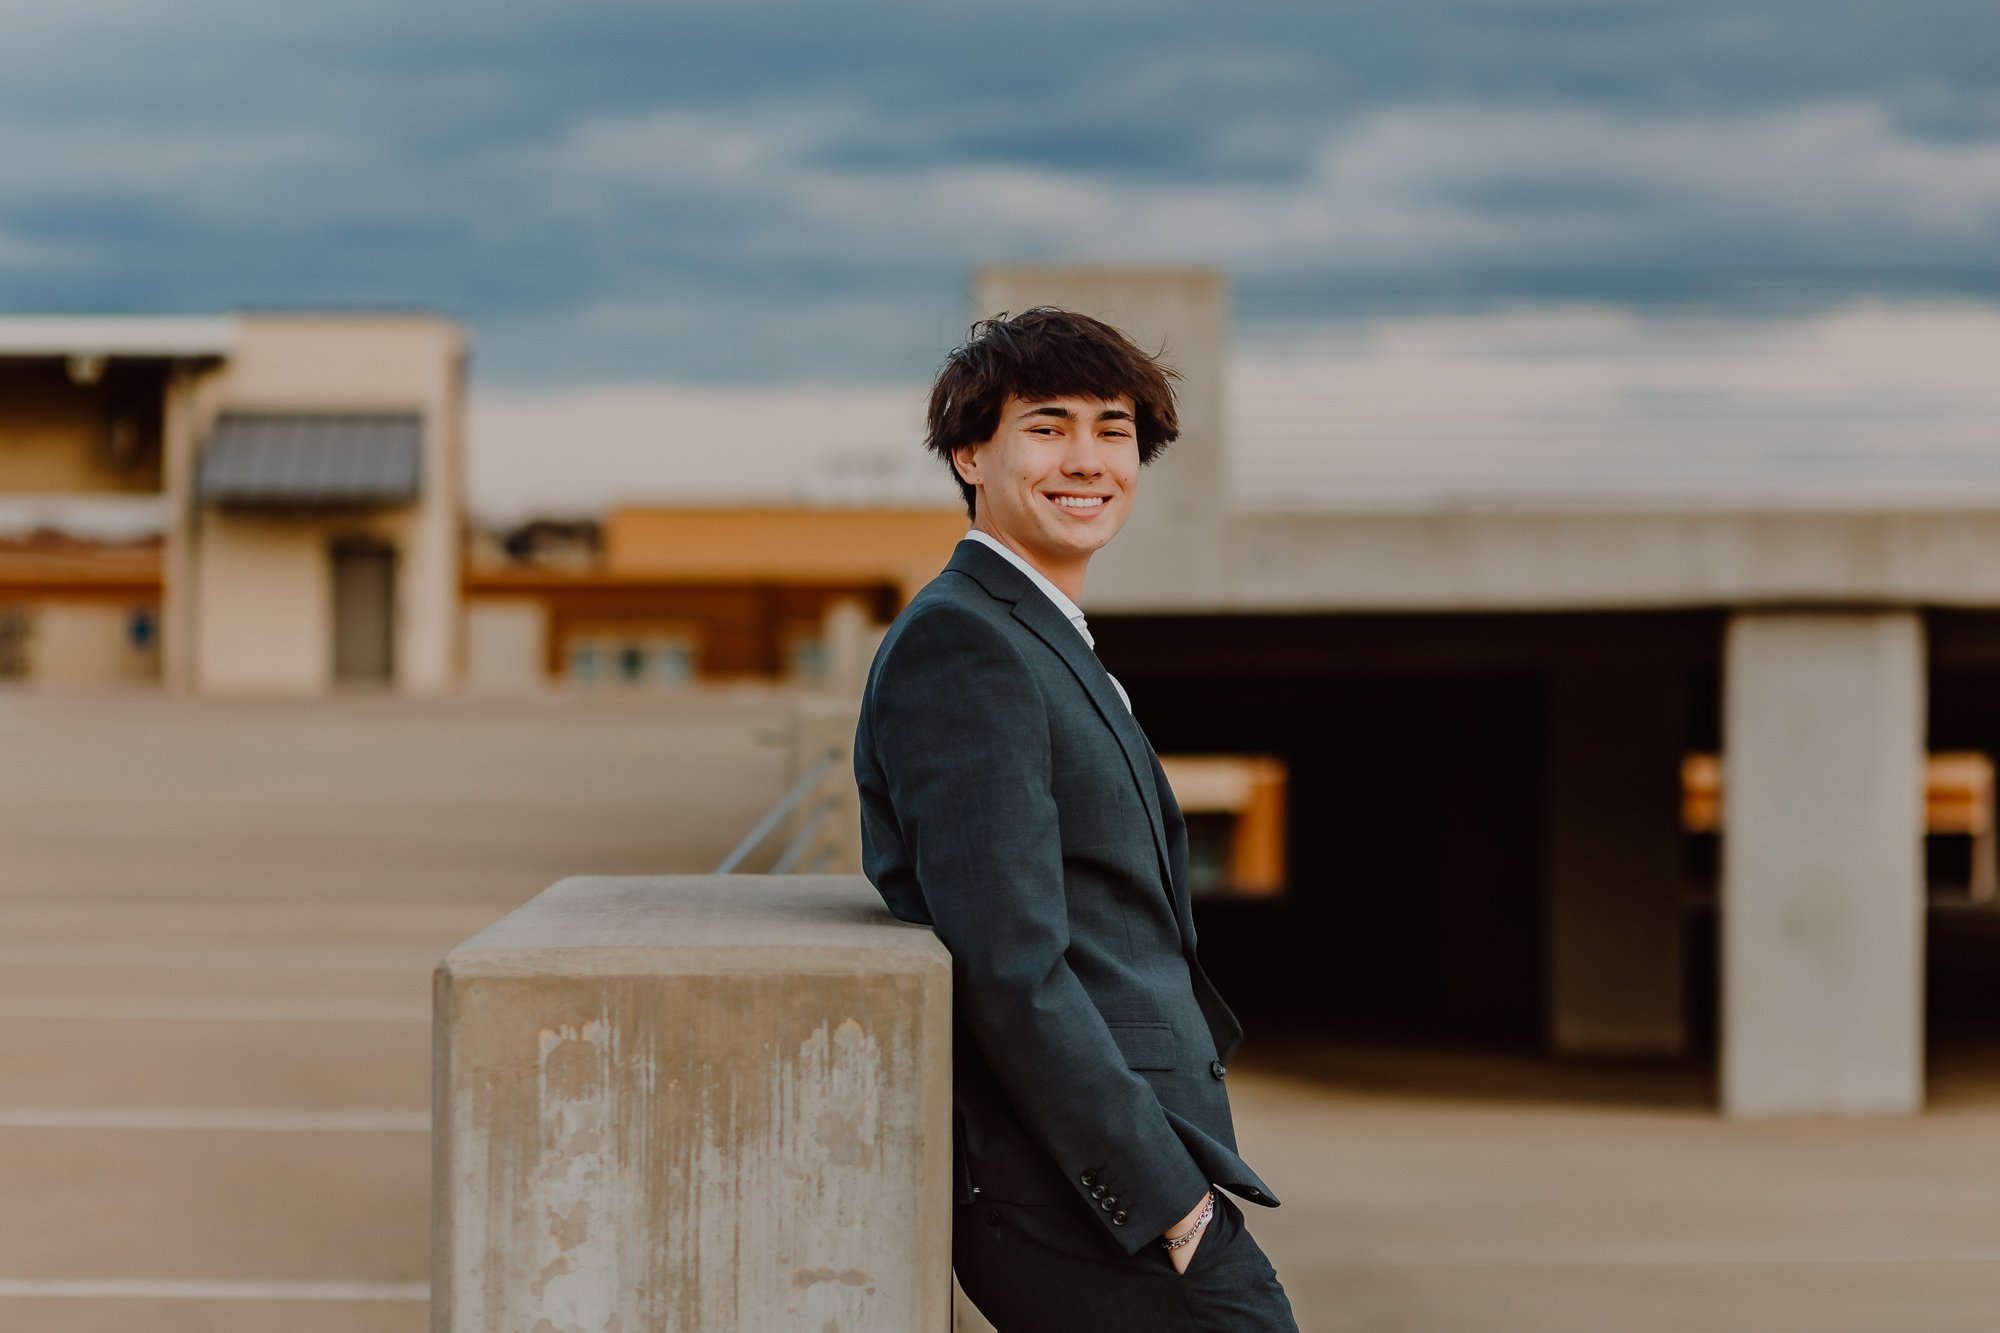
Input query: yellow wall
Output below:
<box><xmin>604</xmin><ymin>508</ymin><xmax>964</xmax><ymax>604</ymax></box>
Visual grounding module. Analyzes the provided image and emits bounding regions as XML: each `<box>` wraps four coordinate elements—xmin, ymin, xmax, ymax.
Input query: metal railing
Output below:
<box><xmin>714</xmin><ymin>745</ymin><xmax>844</xmax><ymax>874</ymax></box>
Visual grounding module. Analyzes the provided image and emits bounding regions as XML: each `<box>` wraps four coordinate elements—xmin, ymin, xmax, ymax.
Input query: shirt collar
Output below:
<box><xmin>962</xmin><ymin>527</ymin><xmax>1094</xmax><ymax>649</ymax></box>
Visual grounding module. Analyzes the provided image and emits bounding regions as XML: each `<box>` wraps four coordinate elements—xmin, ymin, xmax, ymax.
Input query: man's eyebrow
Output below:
<box><xmin>1015</xmin><ymin>404</ymin><xmax>1134</xmax><ymax>423</ymax></box>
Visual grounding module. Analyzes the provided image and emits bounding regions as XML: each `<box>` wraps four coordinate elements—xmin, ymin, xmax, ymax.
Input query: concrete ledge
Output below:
<box><xmin>433</xmin><ymin>874</ymin><xmax>953</xmax><ymax>1332</ymax></box>
<box><xmin>1218</xmin><ymin>509</ymin><xmax>2000</xmax><ymax>613</ymax></box>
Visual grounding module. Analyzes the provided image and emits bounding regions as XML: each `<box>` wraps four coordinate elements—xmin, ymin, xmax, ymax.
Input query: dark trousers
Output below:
<box><xmin>953</xmin><ymin>1189</ymin><xmax>1300</xmax><ymax>1332</ymax></box>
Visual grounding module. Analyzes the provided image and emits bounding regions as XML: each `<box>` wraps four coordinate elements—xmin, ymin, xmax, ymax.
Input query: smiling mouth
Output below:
<box><xmin>1044</xmin><ymin>493</ymin><xmax>1108</xmax><ymax>513</ymax></box>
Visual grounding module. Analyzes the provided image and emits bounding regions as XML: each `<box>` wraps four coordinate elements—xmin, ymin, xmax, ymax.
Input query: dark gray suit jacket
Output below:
<box><xmin>853</xmin><ymin>537</ymin><xmax>1279</xmax><ymax>1257</ymax></box>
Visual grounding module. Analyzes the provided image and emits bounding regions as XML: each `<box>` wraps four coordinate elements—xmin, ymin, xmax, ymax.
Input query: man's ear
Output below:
<box><xmin>951</xmin><ymin>441</ymin><xmax>980</xmax><ymax>487</ymax></box>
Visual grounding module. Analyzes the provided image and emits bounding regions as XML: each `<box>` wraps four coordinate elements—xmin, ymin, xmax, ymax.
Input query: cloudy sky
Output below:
<box><xmin>6</xmin><ymin>1</ymin><xmax>1998</xmax><ymax>515</ymax></box>
<box><xmin>6</xmin><ymin>0</ymin><xmax>1997</xmax><ymax>382</ymax></box>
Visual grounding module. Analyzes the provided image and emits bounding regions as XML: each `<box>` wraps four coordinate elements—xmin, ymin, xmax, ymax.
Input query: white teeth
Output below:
<box><xmin>1051</xmin><ymin>495</ymin><xmax>1105</xmax><ymax>509</ymax></box>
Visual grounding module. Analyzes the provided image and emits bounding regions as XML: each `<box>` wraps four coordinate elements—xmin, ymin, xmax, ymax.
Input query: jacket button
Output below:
<box><xmin>1089</xmin><ymin>1184</ymin><xmax>1105</xmax><ymax>1199</ymax></box>
<box><xmin>1099</xmin><ymin>1196</ymin><xmax>1116</xmax><ymax>1211</ymax></box>
<box><xmin>1080</xmin><ymin>1172</ymin><xmax>1096</xmax><ymax>1187</ymax></box>
<box><xmin>1112</xmin><ymin>1210</ymin><xmax>1128</xmax><ymax>1225</ymax></box>
<box><xmin>1210</xmin><ymin>1059</ymin><xmax>1227</xmax><ymax>1080</ymax></box>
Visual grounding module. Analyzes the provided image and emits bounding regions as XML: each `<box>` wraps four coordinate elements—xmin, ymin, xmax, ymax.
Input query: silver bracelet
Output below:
<box><xmin>1161</xmin><ymin>1187</ymin><xmax>1215</xmax><ymax>1251</ymax></box>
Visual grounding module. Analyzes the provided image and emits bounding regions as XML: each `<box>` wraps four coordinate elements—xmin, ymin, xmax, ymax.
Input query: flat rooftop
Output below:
<box><xmin>0</xmin><ymin>315</ymin><xmax>239</xmax><ymax>360</ymax></box>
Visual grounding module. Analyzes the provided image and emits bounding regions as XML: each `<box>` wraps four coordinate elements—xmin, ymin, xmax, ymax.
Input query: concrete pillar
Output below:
<box><xmin>1546</xmin><ymin>658</ymin><xmax>1688</xmax><ymax>1054</ymax></box>
<box><xmin>970</xmin><ymin>267</ymin><xmax>1228</xmax><ymax>610</ymax></box>
<box><xmin>463</xmin><ymin>599</ymin><xmax>549</xmax><ymax>693</ymax></box>
<box><xmin>434</xmin><ymin>874</ymin><xmax>953</xmax><ymax>1331</ymax></box>
<box><xmin>1721</xmin><ymin>611</ymin><xmax>1925</xmax><ymax>1116</ymax></box>
<box><xmin>158</xmin><ymin>367</ymin><xmax>201</xmax><ymax>695</ymax></box>
<box><xmin>821</xmin><ymin>596</ymin><xmax>871</xmax><ymax>696</ymax></box>
<box><xmin>786</xmin><ymin>695</ymin><xmax>864</xmax><ymax>876</ymax></box>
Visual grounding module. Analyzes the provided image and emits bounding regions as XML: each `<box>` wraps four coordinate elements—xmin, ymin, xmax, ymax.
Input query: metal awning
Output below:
<box><xmin>197</xmin><ymin>412</ymin><xmax>423</xmax><ymax>509</ymax></box>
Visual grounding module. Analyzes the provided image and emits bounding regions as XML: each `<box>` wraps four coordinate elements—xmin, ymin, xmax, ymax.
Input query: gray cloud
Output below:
<box><xmin>2</xmin><ymin>0</ymin><xmax>1997</xmax><ymax>382</ymax></box>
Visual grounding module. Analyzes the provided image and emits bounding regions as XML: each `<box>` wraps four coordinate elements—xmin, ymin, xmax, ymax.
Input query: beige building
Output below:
<box><xmin>0</xmin><ymin>313</ymin><xmax>465</xmax><ymax>694</ymax></box>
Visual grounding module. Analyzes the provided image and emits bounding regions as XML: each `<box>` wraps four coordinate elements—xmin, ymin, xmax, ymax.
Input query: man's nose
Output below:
<box><xmin>1062</xmin><ymin>437</ymin><xmax>1104</xmax><ymax>476</ymax></box>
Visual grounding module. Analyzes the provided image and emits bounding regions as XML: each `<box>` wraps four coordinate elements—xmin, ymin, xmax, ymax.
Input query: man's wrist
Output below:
<box><xmin>1160</xmin><ymin>1186</ymin><xmax>1215</xmax><ymax>1248</ymax></box>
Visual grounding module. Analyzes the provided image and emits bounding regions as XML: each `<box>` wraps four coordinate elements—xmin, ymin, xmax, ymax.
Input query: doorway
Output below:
<box><xmin>331</xmin><ymin>539</ymin><xmax>397</xmax><ymax>684</ymax></box>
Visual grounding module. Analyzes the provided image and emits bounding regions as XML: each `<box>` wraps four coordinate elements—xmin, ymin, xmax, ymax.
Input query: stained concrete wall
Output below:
<box><xmin>1722</xmin><ymin>611</ymin><xmax>1926</xmax><ymax>1116</ymax></box>
<box><xmin>434</xmin><ymin>874</ymin><xmax>953</xmax><ymax>1333</ymax></box>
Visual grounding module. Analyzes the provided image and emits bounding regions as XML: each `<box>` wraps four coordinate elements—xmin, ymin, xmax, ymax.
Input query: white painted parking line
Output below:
<box><xmin>0</xmin><ymin>944</ymin><xmax>440</xmax><ymax>973</ymax></box>
<box><xmin>0</xmin><ymin>1107</ymin><xmax>428</xmax><ymax>1132</ymax></box>
<box><xmin>0</xmin><ymin>1278</ymin><xmax>428</xmax><ymax>1301</ymax></box>
<box><xmin>0</xmin><ymin>996</ymin><xmax>429</xmax><ymax>1024</ymax></box>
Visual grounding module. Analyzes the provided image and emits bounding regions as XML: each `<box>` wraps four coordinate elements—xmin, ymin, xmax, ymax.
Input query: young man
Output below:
<box><xmin>852</xmin><ymin>307</ymin><xmax>1299</xmax><ymax>1330</ymax></box>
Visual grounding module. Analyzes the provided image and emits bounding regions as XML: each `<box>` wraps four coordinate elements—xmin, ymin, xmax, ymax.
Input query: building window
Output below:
<box><xmin>564</xmin><ymin>628</ymin><xmax>701</xmax><ymax>690</ymax></box>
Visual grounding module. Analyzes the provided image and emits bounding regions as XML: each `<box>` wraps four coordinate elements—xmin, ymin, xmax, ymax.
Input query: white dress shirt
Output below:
<box><xmin>962</xmin><ymin>528</ymin><xmax>1132</xmax><ymax>714</ymax></box>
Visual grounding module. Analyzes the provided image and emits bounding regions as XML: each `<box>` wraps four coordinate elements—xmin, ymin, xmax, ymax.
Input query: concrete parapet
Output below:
<box><xmin>433</xmin><ymin>874</ymin><xmax>953</xmax><ymax>1331</ymax></box>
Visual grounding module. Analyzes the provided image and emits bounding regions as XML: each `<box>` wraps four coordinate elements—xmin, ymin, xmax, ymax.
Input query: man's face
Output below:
<box><xmin>951</xmin><ymin>393</ymin><xmax>1140</xmax><ymax>566</ymax></box>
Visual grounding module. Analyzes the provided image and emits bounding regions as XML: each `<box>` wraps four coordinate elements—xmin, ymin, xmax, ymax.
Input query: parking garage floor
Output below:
<box><xmin>3</xmin><ymin>689</ymin><xmax>1997</xmax><ymax>1333</ymax></box>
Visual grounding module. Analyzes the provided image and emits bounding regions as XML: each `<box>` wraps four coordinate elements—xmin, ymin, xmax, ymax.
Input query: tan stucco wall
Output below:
<box><xmin>25</xmin><ymin>601</ymin><xmax>158</xmax><ymax>686</ymax></box>
<box><xmin>192</xmin><ymin>508</ymin><xmax>418</xmax><ymax>696</ymax></box>
<box><xmin>174</xmin><ymin>314</ymin><xmax>466</xmax><ymax>696</ymax></box>
<box><xmin>191</xmin><ymin>515</ymin><xmax>334</xmax><ymax>695</ymax></box>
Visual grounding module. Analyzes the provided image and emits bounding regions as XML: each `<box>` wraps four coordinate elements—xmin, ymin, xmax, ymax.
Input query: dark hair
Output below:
<box><xmin>924</xmin><ymin>306</ymin><xmax>1181</xmax><ymax>520</ymax></box>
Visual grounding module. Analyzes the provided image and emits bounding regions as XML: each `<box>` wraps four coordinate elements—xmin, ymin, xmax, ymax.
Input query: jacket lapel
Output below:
<box><xmin>944</xmin><ymin>541</ymin><xmax>1182</xmax><ymax>927</ymax></box>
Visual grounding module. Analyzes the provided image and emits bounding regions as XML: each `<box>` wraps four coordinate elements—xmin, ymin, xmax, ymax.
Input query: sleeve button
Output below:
<box><xmin>1112</xmin><ymin>1210</ymin><xmax>1128</xmax><ymax>1224</ymax></box>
